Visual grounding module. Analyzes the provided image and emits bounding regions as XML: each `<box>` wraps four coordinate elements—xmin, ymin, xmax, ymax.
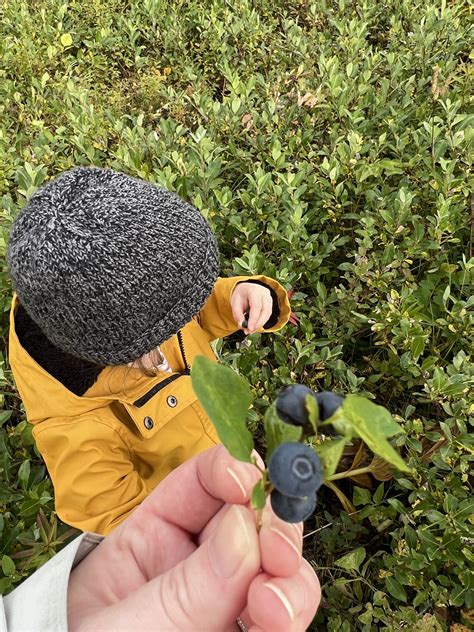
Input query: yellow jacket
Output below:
<box><xmin>9</xmin><ymin>276</ymin><xmax>290</xmax><ymax>535</ymax></box>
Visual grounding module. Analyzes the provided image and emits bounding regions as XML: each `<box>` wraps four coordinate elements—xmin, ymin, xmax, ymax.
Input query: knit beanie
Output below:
<box><xmin>7</xmin><ymin>167</ymin><xmax>220</xmax><ymax>365</ymax></box>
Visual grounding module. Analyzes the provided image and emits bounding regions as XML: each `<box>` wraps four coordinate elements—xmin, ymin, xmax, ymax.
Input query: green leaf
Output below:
<box><xmin>60</xmin><ymin>33</ymin><xmax>73</xmax><ymax>47</ymax></box>
<box><xmin>0</xmin><ymin>411</ymin><xmax>12</xmax><ymax>427</ymax></box>
<box><xmin>385</xmin><ymin>576</ymin><xmax>407</xmax><ymax>602</ymax></box>
<box><xmin>271</xmin><ymin>139</ymin><xmax>282</xmax><ymax>161</ymax></box>
<box><xmin>450</xmin><ymin>582</ymin><xmax>467</xmax><ymax>607</ymax></box>
<box><xmin>191</xmin><ymin>356</ymin><xmax>254</xmax><ymax>462</ymax></box>
<box><xmin>335</xmin><ymin>547</ymin><xmax>366</xmax><ymax>573</ymax></box>
<box><xmin>339</xmin><ymin>396</ymin><xmax>411</xmax><ymax>473</ymax></box>
<box><xmin>316</xmin><ymin>438</ymin><xmax>346</xmax><ymax>478</ymax></box>
<box><xmin>373</xmin><ymin>482</ymin><xmax>385</xmax><ymax>504</ymax></box>
<box><xmin>387</xmin><ymin>498</ymin><xmax>406</xmax><ymax>513</ymax></box>
<box><xmin>264</xmin><ymin>404</ymin><xmax>302</xmax><ymax>460</ymax></box>
<box><xmin>17</xmin><ymin>459</ymin><xmax>30</xmax><ymax>490</ymax></box>
<box><xmin>425</xmin><ymin>509</ymin><xmax>445</xmax><ymax>524</ymax></box>
<box><xmin>251</xmin><ymin>480</ymin><xmax>266</xmax><ymax>510</ymax></box>
<box><xmin>1</xmin><ymin>555</ymin><xmax>15</xmax><ymax>577</ymax></box>
<box><xmin>305</xmin><ymin>394</ymin><xmax>319</xmax><ymax>434</ymax></box>
<box><xmin>231</xmin><ymin>97</ymin><xmax>241</xmax><ymax>114</ymax></box>
<box><xmin>411</xmin><ymin>335</ymin><xmax>425</xmax><ymax>359</ymax></box>
<box><xmin>353</xmin><ymin>486</ymin><xmax>372</xmax><ymax>506</ymax></box>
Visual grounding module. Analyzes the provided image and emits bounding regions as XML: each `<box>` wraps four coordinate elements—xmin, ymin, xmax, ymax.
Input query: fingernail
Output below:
<box><xmin>291</xmin><ymin>522</ymin><xmax>304</xmax><ymax>535</ymax></box>
<box><xmin>226</xmin><ymin>462</ymin><xmax>259</xmax><ymax>501</ymax></box>
<box><xmin>269</xmin><ymin>526</ymin><xmax>301</xmax><ymax>558</ymax></box>
<box><xmin>251</xmin><ymin>450</ymin><xmax>265</xmax><ymax>469</ymax></box>
<box><xmin>209</xmin><ymin>505</ymin><xmax>252</xmax><ymax>578</ymax></box>
<box><xmin>226</xmin><ymin>467</ymin><xmax>248</xmax><ymax>500</ymax></box>
<box><xmin>264</xmin><ymin>582</ymin><xmax>295</xmax><ymax>622</ymax></box>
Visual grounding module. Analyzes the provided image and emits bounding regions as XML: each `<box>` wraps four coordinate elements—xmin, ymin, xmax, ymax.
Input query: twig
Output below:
<box><xmin>303</xmin><ymin>511</ymin><xmax>361</xmax><ymax>539</ymax></box>
<box><xmin>328</xmin><ymin>465</ymin><xmax>373</xmax><ymax>481</ymax></box>
<box><xmin>183</xmin><ymin>95</ymin><xmax>209</xmax><ymax>123</ymax></box>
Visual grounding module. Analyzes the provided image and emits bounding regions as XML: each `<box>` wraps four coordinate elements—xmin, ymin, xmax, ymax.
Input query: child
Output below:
<box><xmin>7</xmin><ymin>167</ymin><xmax>290</xmax><ymax>535</ymax></box>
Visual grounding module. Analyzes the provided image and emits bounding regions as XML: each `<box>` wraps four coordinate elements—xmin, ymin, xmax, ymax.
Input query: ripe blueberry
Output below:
<box><xmin>271</xmin><ymin>489</ymin><xmax>317</xmax><ymax>523</ymax></box>
<box><xmin>315</xmin><ymin>391</ymin><xmax>344</xmax><ymax>421</ymax></box>
<box><xmin>276</xmin><ymin>384</ymin><xmax>316</xmax><ymax>428</ymax></box>
<box><xmin>268</xmin><ymin>442</ymin><xmax>323</xmax><ymax>498</ymax></box>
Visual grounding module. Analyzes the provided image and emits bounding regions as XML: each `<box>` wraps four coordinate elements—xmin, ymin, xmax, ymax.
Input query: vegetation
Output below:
<box><xmin>0</xmin><ymin>0</ymin><xmax>472</xmax><ymax>628</ymax></box>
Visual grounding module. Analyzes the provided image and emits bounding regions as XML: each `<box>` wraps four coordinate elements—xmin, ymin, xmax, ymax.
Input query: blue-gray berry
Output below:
<box><xmin>270</xmin><ymin>490</ymin><xmax>317</xmax><ymax>523</ymax></box>
<box><xmin>268</xmin><ymin>442</ymin><xmax>323</xmax><ymax>498</ymax></box>
<box><xmin>316</xmin><ymin>391</ymin><xmax>344</xmax><ymax>421</ymax></box>
<box><xmin>276</xmin><ymin>384</ymin><xmax>316</xmax><ymax>428</ymax></box>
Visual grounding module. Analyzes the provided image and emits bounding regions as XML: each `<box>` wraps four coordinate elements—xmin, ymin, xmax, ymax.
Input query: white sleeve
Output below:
<box><xmin>0</xmin><ymin>533</ymin><xmax>103</xmax><ymax>632</ymax></box>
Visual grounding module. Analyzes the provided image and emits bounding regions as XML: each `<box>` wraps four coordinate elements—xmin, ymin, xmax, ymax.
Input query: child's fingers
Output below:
<box><xmin>231</xmin><ymin>292</ymin><xmax>248</xmax><ymax>329</ymax></box>
<box><xmin>247</xmin><ymin>296</ymin><xmax>263</xmax><ymax>331</ymax></box>
<box><xmin>249</xmin><ymin>293</ymin><xmax>273</xmax><ymax>331</ymax></box>
<box><xmin>257</xmin><ymin>294</ymin><xmax>274</xmax><ymax>330</ymax></box>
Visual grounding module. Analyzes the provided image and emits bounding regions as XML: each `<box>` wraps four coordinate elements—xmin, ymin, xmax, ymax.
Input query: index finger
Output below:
<box><xmin>251</xmin><ymin>293</ymin><xmax>273</xmax><ymax>332</ymax></box>
<box><xmin>135</xmin><ymin>444</ymin><xmax>262</xmax><ymax>534</ymax></box>
<box><xmin>231</xmin><ymin>292</ymin><xmax>248</xmax><ymax>329</ymax></box>
<box><xmin>247</xmin><ymin>295</ymin><xmax>263</xmax><ymax>331</ymax></box>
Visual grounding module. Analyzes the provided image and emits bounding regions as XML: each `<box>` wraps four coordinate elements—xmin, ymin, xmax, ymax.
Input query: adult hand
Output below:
<box><xmin>231</xmin><ymin>283</ymin><xmax>273</xmax><ymax>334</ymax></box>
<box><xmin>67</xmin><ymin>444</ymin><xmax>320</xmax><ymax>631</ymax></box>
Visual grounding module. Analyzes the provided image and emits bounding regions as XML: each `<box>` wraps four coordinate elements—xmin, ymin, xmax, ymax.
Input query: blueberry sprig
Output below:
<box><xmin>191</xmin><ymin>356</ymin><xmax>411</xmax><ymax>527</ymax></box>
<box><xmin>265</xmin><ymin>384</ymin><xmax>343</xmax><ymax>522</ymax></box>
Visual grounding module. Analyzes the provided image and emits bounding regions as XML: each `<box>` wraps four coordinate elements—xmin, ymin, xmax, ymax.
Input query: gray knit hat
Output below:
<box><xmin>7</xmin><ymin>167</ymin><xmax>220</xmax><ymax>365</ymax></box>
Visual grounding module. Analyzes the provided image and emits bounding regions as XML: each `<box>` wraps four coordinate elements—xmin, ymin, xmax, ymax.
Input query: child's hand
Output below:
<box><xmin>231</xmin><ymin>282</ymin><xmax>273</xmax><ymax>334</ymax></box>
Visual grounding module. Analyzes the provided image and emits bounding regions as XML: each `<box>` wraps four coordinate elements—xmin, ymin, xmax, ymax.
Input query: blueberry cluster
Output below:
<box><xmin>276</xmin><ymin>384</ymin><xmax>344</xmax><ymax>431</ymax></box>
<box><xmin>268</xmin><ymin>384</ymin><xmax>344</xmax><ymax>523</ymax></box>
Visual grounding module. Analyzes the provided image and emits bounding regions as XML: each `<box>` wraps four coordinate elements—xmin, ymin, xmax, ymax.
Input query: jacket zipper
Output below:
<box><xmin>177</xmin><ymin>330</ymin><xmax>191</xmax><ymax>375</ymax></box>
<box><xmin>133</xmin><ymin>373</ymin><xmax>181</xmax><ymax>407</ymax></box>
<box><xmin>133</xmin><ymin>330</ymin><xmax>190</xmax><ymax>406</ymax></box>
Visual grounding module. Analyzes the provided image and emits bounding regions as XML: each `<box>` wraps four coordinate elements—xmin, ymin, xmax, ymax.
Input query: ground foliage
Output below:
<box><xmin>0</xmin><ymin>0</ymin><xmax>472</xmax><ymax>628</ymax></box>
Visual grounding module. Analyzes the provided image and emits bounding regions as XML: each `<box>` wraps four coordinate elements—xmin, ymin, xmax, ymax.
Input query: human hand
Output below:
<box><xmin>67</xmin><ymin>444</ymin><xmax>321</xmax><ymax>631</ymax></box>
<box><xmin>231</xmin><ymin>282</ymin><xmax>273</xmax><ymax>334</ymax></box>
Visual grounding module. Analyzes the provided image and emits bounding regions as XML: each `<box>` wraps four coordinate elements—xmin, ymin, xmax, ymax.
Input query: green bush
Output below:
<box><xmin>0</xmin><ymin>0</ymin><xmax>472</xmax><ymax>628</ymax></box>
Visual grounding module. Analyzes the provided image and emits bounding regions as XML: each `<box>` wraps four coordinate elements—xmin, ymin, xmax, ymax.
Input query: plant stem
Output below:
<box><xmin>255</xmin><ymin>508</ymin><xmax>263</xmax><ymax>532</ymax></box>
<box><xmin>327</xmin><ymin>466</ymin><xmax>373</xmax><ymax>481</ymax></box>
<box><xmin>251</xmin><ymin>456</ymin><xmax>266</xmax><ymax>476</ymax></box>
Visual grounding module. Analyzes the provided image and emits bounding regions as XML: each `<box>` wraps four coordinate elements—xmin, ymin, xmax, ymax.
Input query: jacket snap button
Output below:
<box><xmin>167</xmin><ymin>395</ymin><xmax>178</xmax><ymax>408</ymax></box>
<box><xmin>144</xmin><ymin>416</ymin><xmax>154</xmax><ymax>430</ymax></box>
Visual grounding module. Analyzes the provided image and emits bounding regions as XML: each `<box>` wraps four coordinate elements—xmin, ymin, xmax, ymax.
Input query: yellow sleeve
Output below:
<box><xmin>33</xmin><ymin>418</ymin><xmax>149</xmax><ymax>535</ymax></box>
<box><xmin>197</xmin><ymin>275</ymin><xmax>291</xmax><ymax>341</ymax></box>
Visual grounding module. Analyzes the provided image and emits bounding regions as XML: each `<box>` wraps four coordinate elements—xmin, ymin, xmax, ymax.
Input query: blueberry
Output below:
<box><xmin>271</xmin><ymin>489</ymin><xmax>317</xmax><ymax>523</ymax></box>
<box><xmin>276</xmin><ymin>384</ymin><xmax>316</xmax><ymax>428</ymax></box>
<box><xmin>315</xmin><ymin>391</ymin><xmax>344</xmax><ymax>420</ymax></box>
<box><xmin>268</xmin><ymin>442</ymin><xmax>323</xmax><ymax>497</ymax></box>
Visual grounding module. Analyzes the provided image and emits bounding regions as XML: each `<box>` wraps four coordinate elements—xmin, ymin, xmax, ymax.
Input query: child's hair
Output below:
<box><xmin>134</xmin><ymin>348</ymin><xmax>168</xmax><ymax>377</ymax></box>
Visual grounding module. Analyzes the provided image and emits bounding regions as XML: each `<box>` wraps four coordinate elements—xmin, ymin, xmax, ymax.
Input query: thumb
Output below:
<box><xmin>88</xmin><ymin>506</ymin><xmax>260</xmax><ymax>631</ymax></box>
